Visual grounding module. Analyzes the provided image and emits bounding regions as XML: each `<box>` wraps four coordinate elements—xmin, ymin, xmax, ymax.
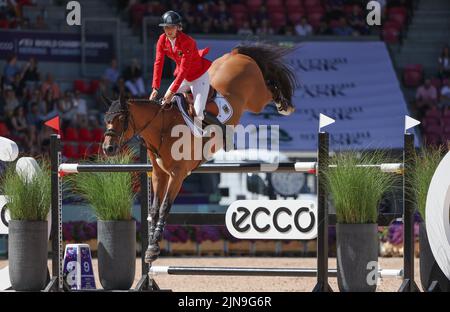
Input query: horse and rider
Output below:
<box><xmin>101</xmin><ymin>10</ymin><xmax>297</xmax><ymax>263</ymax></box>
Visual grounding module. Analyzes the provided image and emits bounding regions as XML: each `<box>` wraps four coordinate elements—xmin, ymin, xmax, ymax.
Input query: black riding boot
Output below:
<box><xmin>202</xmin><ymin>112</ymin><xmax>234</xmax><ymax>151</ymax></box>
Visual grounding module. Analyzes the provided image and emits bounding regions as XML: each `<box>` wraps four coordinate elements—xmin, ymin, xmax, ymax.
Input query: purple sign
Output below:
<box><xmin>0</xmin><ymin>31</ymin><xmax>113</xmax><ymax>63</ymax></box>
<box><xmin>79</xmin><ymin>245</ymin><xmax>96</xmax><ymax>289</ymax></box>
<box><xmin>63</xmin><ymin>244</ymin><xmax>96</xmax><ymax>290</ymax></box>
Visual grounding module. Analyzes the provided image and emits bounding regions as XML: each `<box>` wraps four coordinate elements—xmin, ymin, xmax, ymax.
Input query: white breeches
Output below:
<box><xmin>169</xmin><ymin>71</ymin><xmax>210</xmax><ymax>120</ymax></box>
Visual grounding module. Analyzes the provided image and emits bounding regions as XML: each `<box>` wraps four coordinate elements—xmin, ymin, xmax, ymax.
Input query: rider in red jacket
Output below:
<box><xmin>149</xmin><ymin>11</ymin><xmax>212</xmax><ymax>121</ymax></box>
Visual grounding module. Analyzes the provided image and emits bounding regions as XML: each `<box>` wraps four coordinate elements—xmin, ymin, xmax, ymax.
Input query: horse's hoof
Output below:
<box><xmin>145</xmin><ymin>253</ymin><xmax>159</xmax><ymax>264</ymax></box>
<box><xmin>145</xmin><ymin>244</ymin><xmax>160</xmax><ymax>263</ymax></box>
<box><xmin>277</xmin><ymin>105</ymin><xmax>295</xmax><ymax>116</ymax></box>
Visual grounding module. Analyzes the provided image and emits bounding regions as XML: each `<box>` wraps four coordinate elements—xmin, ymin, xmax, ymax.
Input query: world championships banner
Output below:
<box><xmin>0</xmin><ymin>31</ymin><xmax>113</xmax><ymax>63</ymax></box>
<box><xmin>195</xmin><ymin>39</ymin><xmax>417</xmax><ymax>152</ymax></box>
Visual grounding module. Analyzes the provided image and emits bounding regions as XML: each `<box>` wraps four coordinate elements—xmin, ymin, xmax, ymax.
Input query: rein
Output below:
<box><xmin>104</xmin><ymin>98</ymin><xmax>168</xmax><ymax>150</ymax></box>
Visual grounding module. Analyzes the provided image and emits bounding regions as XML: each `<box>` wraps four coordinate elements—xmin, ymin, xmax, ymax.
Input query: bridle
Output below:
<box><xmin>104</xmin><ymin>98</ymin><xmax>169</xmax><ymax>149</ymax></box>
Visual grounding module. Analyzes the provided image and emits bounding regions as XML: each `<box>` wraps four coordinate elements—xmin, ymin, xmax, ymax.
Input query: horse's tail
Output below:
<box><xmin>233</xmin><ymin>42</ymin><xmax>297</xmax><ymax>112</ymax></box>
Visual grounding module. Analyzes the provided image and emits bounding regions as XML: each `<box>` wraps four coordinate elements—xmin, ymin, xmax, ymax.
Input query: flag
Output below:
<box><xmin>44</xmin><ymin>116</ymin><xmax>60</xmax><ymax>134</ymax></box>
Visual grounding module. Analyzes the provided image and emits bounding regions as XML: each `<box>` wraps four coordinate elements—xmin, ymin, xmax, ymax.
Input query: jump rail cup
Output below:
<box><xmin>50</xmin><ymin>130</ymin><xmax>417</xmax><ymax>292</ymax></box>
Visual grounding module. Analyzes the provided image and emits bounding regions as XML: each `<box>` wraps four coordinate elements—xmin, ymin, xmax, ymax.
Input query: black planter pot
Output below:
<box><xmin>419</xmin><ymin>222</ymin><xmax>450</xmax><ymax>292</ymax></box>
<box><xmin>97</xmin><ymin>220</ymin><xmax>136</xmax><ymax>290</ymax></box>
<box><xmin>8</xmin><ymin>220</ymin><xmax>48</xmax><ymax>291</ymax></box>
<box><xmin>336</xmin><ymin>223</ymin><xmax>378</xmax><ymax>292</ymax></box>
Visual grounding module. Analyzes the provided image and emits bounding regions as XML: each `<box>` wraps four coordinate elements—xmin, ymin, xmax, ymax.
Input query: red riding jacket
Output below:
<box><xmin>152</xmin><ymin>31</ymin><xmax>212</xmax><ymax>93</ymax></box>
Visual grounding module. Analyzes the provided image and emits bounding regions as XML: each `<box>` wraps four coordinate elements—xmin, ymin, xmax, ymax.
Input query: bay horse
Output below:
<box><xmin>101</xmin><ymin>43</ymin><xmax>297</xmax><ymax>263</ymax></box>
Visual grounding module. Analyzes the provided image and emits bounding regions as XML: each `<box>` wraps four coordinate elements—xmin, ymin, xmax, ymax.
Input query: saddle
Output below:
<box><xmin>182</xmin><ymin>86</ymin><xmax>219</xmax><ymax>120</ymax></box>
<box><xmin>173</xmin><ymin>87</ymin><xmax>234</xmax><ymax>151</ymax></box>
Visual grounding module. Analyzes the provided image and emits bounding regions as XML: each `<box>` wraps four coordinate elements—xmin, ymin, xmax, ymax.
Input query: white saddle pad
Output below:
<box><xmin>175</xmin><ymin>93</ymin><xmax>233</xmax><ymax>137</ymax></box>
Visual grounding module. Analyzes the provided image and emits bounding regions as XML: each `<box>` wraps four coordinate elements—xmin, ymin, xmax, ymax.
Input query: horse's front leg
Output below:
<box><xmin>148</xmin><ymin>167</ymin><xmax>187</xmax><ymax>261</ymax></box>
<box><xmin>145</xmin><ymin>154</ymin><xmax>169</xmax><ymax>263</ymax></box>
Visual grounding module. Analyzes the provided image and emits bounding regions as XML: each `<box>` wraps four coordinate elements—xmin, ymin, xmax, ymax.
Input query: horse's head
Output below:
<box><xmin>101</xmin><ymin>93</ymin><xmax>133</xmax><ymax>156</ymax></box>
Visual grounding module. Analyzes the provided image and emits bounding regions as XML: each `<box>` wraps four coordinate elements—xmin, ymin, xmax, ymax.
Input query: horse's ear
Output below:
<box><xmin>119</xmin><ymin>92</ymin><xmax>126</xmax><ymax>109</ymax></box>
<box><xmin>101</xmin><ymin>93</ymin><xmax>112</xmax><ymax>107</ymax></box>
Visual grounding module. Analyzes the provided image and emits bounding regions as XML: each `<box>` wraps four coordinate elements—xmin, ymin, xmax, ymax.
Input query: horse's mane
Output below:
<box><xmin>127</xmin><ymin>98</ymin><xmax>160</xmax><ymax>107</ymax></box>
<box><xmin>233</xmin><ymin>42</ymin><xmax>297</xmax><ymax>107</ymax></box>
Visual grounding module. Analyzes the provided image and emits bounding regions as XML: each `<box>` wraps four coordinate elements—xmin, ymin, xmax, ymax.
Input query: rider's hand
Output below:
<box><xmin>162</xmin><ymin>90</ymin><xmax>175</xmax><ymax>106</ymax></box>
<box><xmin>149</xmin><ymin>88</ymin><xmax>158</xmax><ymax>100</ymax></box>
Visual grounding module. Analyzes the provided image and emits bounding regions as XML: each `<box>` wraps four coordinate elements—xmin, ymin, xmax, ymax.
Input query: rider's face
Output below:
<box><xmin>163</xmin><ymin>25</ymin><xmax>178</xmax><ymax>38</ymax></box>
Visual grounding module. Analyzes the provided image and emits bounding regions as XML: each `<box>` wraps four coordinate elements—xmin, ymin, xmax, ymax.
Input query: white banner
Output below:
<box><xmin>225</xmin><ymin>200</ymin><xmax>317</xmax><ymax>240</ymax></box>
<box><xmin>196</xmin><ymin>39</ymin><xmax>418</xmax><ymax>152</ymax></box>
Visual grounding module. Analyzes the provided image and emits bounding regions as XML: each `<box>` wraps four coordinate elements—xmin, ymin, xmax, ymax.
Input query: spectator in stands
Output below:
<box><xmin>327</xmin><ymin>0</ymin><xmax>345</xmax><ymax>9</ymax></box>
<box><xmin>179</xmin><ymin>1</ymin><xmax>193</xmax><ymax>23</ymax></box>
<box><xmin>295</xmin><ymin>17</ymin><xmax>313</xmax><ymax>36</ymax></box>
<box><xmin>33</xmin><ymin>15</ymin><xmax>47</xmax><ymax>30</ymax></box>
<box><xmin>73</xmin><ymin>90</ymin><xmax>88</xmax><ymax>125</ymax></box>
<box><xmin>415</xmin><ymin>78</ymin><xmax>438</xmax><ymax>118</ymax></box>
<box><xmin>28</xmin><ymin>88</ymin><xmax>46</xmax><ymax>115</ymax></box>
<box><xmin>12</xmin><ymin>73</ymin><xmax>24</xmax><ymax>97</ymax></box>
<box><xmin>438</xmin><ymin>45</ymin><xmax>450</xmax><ymax>79</ymax></box>
<box><xmin>26</xmin><ymin>102</ymin><xmax>43</xmax><ymax>154</ymax></box>
<box><xmin>21</xmin><ymin>57</ymin><xmax>40</xmax><ymax>90</ymax></box>
<box><xmin>388</xmin><ymin>0</ymin><xmax>413</xmax><ymax>17</ymax></box>
<box><xmin>374</xmin><ymin>0</ymin><xmax>387</xmax><ymax>18</ymax></box>
<box><xmin>256</xmin><ymin>18</ymin><xmax>274</xmax><ymax>36</ymax></box>
<box><xmin>103</xmin><ymin>58</ymin><xmax>120</xmax><ymax>92</ymax></box>
<box><xmin>326</xmin><ymin>1</ymin><xmax>345</xmax><ymax>21</ymax></box>
<box><xmin>201</xmin><ymin>19</ymin><xmax>213</xmax><ymax>33</ymax></box>
<box><xmin>439</xmin><ymin>79</ymin><xmax>450</xmax><ymax>107</ymax></box>
<box><xmin>255</xmin><ymin>5</ymin><xmax>268</xmax><ymax>24</ymax></box>
<box><xmin>317</xmin><ymin>20</ymin><xmax>333</xmax><ymax>35</ymax></box>
<box><xmin>26</xmin><ymin>103</ymin><xmax>43</xmax><ymax>131</ymax></box>
<box><xmin>10</xmin><ymin>105</ymin><xmax>33</xmax><ymax>151</ymax></box>
<box><xmin>333</xmin><ymin>17</ymin><xmax>356</xmax><ymax>36</ymax></box>
<box><xmin>214</xmin><ymin>0</ymin><xmax>233</xmax><ymax>27</ymax></box>
<box><xmin>57</xmin><ymin>91</ymin><xmax>75</xmax><ymax>127</ymax></box>
<box><xmin>279</xmin><ymin>23</ymin><xmax>295</xmax><ymax>36</ymax></box>
<box><xmin>123</xmin><ymin>58</ymin><xmax>146</xmax><ymax>97</ymax></box>
<box><xmin>95</xmin><ymin>78</ymin><xmax>109</xmax><ymax>112</ymax></box>
<box><xmin>3</xmin><ymin>54</ymin><xmax>19</xmax><ymax>87</ymax></box>
<box><xmin>0</xmin><ymin>89</ymin><xmax>5</xmax><ymax>120</ymax></box>
<box><xmin>41</xmin><ymin>73</ymin><xmax>61</xmax><ymax>100</ymax></box>
<box><xmin>237</xmin><ymin>21</ymin><xmax>253</xmax><ymax>36</ymax></box>
<box><xmin>18</xmin><ymin>17</ymin><xmax>30</xmax><ymax>29</ymax></box>
<box><xmin>220</xmin><ymin>20</ymin><xmax>235</xmax><ymax>34</ymax></box>
<box><xmin>4</xmin><ymin>86</ymin><xmax>19</xmax><ymax>118</ymax></box>
<box><xmin>194</xmin><ymin>2</ymin><xmax>214</xmax><ymax>33</ymax></box>
<box><xmin>212</xmin><ymin>17</ymin><xmax>235</xmax><ymax>34</ymax></box>
<box><xmin>0</xmin><ymin>12</ymin><xmax>8</xmax><ymax>29</ymax></box>
<box><xmin>189</xmin><ymin>15</ymin><xmax>203</xmax><ymax>34</ymax></box>
<box><xmin>347</xmin><ymin>4</ymin><xmax>369</xmax><ymax>35</ymax></box>
<box><xmin>40</xmin><ymin>91</ymin><xmax>58</xmax><ymax>122</ymax></box>
<box><xmin>196</xmin><ymin>2</ymin><xmax>213</xmax><ymax>24</ymax></box>
<box><xmin>116</xmin><ymin>77</ymin><xmax>126</xmax><ymax>96</ymax></box>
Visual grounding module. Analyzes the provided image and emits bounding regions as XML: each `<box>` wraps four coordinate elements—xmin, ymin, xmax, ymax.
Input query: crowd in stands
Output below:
<box><xmin>0</xmin><ymin>54</ymin><xmax>98</xmax><ymax>157</ymax></box>
<box><xmin>1</xmin><ymin>0</ymin><xmax>414</xmax><ymax>41</ymax></box>
<box><xmin>0</xmin><ymin>52</ymin><xmax>150</xmax><ymax>159</ymax></box>
<box><xmin>0</xmin><ymin>0</ymin><xmax>425</xmax><ymax>158</ymax></box>
<box><xmin>405</xmin><ymin>45</ymin><xmax>450</xmax><ymax>147</ymax></box>
<box><xmin>120</xmin><ymin>0</ymin><xmax>413</xmax><ymax>39</ymax></box>
<box><xmin>0</xmin><ymin>0</ymin><xmax>48</xmax><ymax>30</ymax></box>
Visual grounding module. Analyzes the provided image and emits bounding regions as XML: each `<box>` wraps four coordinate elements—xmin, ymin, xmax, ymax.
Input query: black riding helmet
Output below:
<box><xmin>158</xmin><ymin>11</ymin><xmax>182</xmax><ymax>27</ymax></box>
